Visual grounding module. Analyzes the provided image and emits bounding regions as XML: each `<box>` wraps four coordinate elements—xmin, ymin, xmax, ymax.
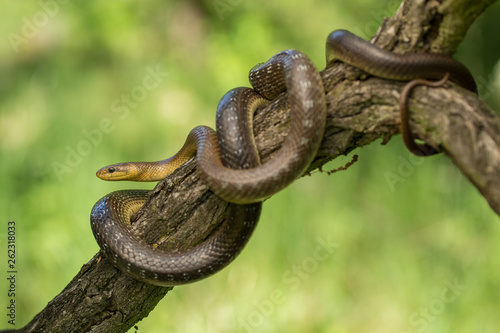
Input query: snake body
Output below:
<box><xmin>97</xmin><ymin>50</ymin><xmax>326</xmax><ymax>204</ymax></box>
<box><xmin>91</xmin><ymin>189</ymin><xmax>258</xmax><ymax>285</ymax></box>
<box><xmin>91</xmin><ymin>88</ymin><xmax>264</xmax><ymax>285</ymax></box>
<box><xmin>327</xmin><ymin>30</ymin><xmax>477</xmax><ymax>155</ymax></box>
<box><xmin>91</xmin><ymin>30</ymin><xmax>476</xmax><ymax>286</ymax></box>
<box><xmin>92</xmin><ymin>50</ymin><xmax>325</xmax><ymax>285</ymax></box>
<box><xmin>326</xmin><ymin>30</ymin><xmax>477</xmax><ymax>92</ymax></box>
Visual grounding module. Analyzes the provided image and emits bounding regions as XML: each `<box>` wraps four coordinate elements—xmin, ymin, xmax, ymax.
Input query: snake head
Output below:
<box><xmin>96</xmin><ymin>163</ymin><xmax>135</xmax><ymax>181</ymax></box>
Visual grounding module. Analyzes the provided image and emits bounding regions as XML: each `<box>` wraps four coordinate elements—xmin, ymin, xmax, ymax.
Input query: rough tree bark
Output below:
<box><xmin>5</xmin><ymin>0</ymin><xmax>499</xmax><ymax>332</ymax></box>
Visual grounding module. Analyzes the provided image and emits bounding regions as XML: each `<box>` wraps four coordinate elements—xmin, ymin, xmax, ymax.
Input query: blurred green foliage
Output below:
<box><xmin>1</xmin><ymin>0</ymin><xmax>499</xmax><ymax>332</ymax></box>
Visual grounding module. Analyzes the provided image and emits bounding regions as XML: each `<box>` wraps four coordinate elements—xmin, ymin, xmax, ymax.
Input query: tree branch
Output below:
<box><xmin>8</xmin><ymin>0</ymin><xmax>498</xmax><ymax>332</ymax></box>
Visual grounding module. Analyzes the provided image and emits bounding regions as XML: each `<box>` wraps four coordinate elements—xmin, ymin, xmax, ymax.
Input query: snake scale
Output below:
<box><xmin>91</xmin><ymin>30</ymin><xmax>476</xmax><ymax>286</ymax></box>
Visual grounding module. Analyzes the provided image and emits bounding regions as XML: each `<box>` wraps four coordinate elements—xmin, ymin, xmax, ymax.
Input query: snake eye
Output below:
<box><xmin>108</xmin><ymin>167</ymin><xmax>116</xmax><ymax>173</ymax></box>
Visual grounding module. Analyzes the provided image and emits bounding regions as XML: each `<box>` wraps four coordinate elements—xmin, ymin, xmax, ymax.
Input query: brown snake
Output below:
<box><xmin>91</xmin><ymin>50</ymin><xmax>325</xmax><ymax>285</ymax></box>
<box><xmin>91</xmin><ymin>30</ymin><xmax>476</xmax><ymax>286</ymax></box>
<box><xmin>326</xmin><ymin>30</ymin><xmax>477</xmax><ymax>155</ymax></box>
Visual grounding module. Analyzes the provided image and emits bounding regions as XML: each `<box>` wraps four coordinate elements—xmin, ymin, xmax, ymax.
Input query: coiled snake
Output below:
<box><xmin>91</xmin><ymin>30</ymin><xmax>476</xmax><ymax>286</ymax></box>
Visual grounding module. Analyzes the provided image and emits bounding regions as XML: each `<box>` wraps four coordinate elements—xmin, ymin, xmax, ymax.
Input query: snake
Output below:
<box><xmin>326</xmin><ymin>30</ymin><xmax>477</xmax><ymax>155</ymax></box>
<box><xmin>90</xmin><ymin>30</ymin><xmax>476</xmax><ymax>286</ymax></box>
<box><xmin>91</xmin><ymin>50</ymin><xmax>326</xmax><ymax>286</ymax></box>
<box><xmin>90</xmin><ymin>88</ymin><xmax>267</xmax><ymax>286</ymax></box>
<box><xmin>398</xmin><ymin>73</ymin><xmax>451</xmax><ymax>155</ymax></box>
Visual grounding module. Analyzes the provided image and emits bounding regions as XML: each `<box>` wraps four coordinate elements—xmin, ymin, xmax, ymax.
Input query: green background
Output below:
<box><xmin>1</xmin><ymin>0</ymin><xmax>500</xmax><ymax>332</ymax></box>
